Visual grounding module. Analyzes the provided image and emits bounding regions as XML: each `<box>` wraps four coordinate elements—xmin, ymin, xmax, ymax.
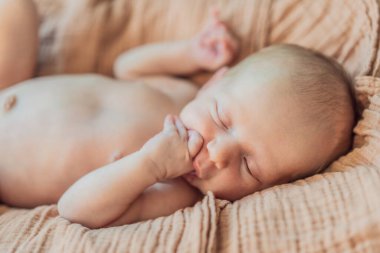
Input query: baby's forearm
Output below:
<box><xmin>57</xmin><ymin>151</ymin><xmax>158</xmax><ymax>229</ymax></box>
<box><xmin>114</xmin><ymin>40</ymin><xmax>200</xmax><ymax>80</ymax></box>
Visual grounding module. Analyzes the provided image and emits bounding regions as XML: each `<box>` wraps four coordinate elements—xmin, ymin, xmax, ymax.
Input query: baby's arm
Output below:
<box><xmin>58</xmin><ymin>115</ymin><xmax>203</xmax><ymax>229</ymax></box>
<box><xmin>114</xmin><ymin>10</ymin><xmax>238</xmax><ymax>80</ymax></box>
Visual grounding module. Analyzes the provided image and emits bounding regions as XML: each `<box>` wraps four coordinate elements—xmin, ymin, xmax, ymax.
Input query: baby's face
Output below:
<box><xmin>180</xmin><ymin>69</ymin><xmax>322</xmax><ymax>201</ymax></box>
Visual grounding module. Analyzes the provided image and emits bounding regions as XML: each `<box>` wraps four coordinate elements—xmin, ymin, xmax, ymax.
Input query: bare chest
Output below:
<box><xmin>0</xmin><ymin>75</ymin><xmax>187</xmax><ymax>204</ymax></box>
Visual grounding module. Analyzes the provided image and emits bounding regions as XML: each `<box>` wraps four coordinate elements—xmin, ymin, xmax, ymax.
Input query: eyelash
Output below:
<box><xmin>243</xmin><ymin>157</ymin><xmax>252</xmax><ymax>176</ymax></box>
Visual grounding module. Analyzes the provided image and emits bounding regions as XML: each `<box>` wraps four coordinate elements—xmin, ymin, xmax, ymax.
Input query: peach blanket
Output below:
<box><xmin>1</xmin><ymin>0</ymin><xmax>380</xmax><ymax>252</ymax></box>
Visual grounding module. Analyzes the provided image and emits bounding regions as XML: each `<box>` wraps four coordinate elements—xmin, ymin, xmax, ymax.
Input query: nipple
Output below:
<box><xmin>109</xmin><ymin>150</ymin><xmax>124</xmax><ymax>163</ymax></box>
<box><xmin>3</xmin><ymin>94</ymin><xmax>17</xmax><ymax>112</ymax></box>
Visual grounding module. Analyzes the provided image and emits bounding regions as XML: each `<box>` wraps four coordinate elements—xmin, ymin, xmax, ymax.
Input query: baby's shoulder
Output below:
<box><xmin>136</xmin><ymin>76</ymin><xmax>198</xmax><ymax>107</ymax></box>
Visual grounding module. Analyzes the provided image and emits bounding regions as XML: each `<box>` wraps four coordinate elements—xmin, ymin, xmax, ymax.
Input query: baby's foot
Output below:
<box><xmin>191</xmin><ymin>9</ymin><xmax>239</xmax><ymax>71</ymax></box>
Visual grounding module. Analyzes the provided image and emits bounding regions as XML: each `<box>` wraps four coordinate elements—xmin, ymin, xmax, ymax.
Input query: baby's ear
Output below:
<box><xmin>200</xmin><ymin>67</ymin><xmax>229</xmax><ymax>92</ymax></box>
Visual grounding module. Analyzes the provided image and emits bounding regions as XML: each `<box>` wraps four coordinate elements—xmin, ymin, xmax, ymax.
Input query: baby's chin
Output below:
<box><xmin>182</xmin><ymin>175</ymin><xmax>251</xmax><ymax>200</ymax></box>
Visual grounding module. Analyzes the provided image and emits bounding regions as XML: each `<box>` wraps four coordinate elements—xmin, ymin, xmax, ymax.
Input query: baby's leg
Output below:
<box><xmin>0</xmin><ymin>0</ymin><xmax>39</xmax><ymax>90</ymax></box>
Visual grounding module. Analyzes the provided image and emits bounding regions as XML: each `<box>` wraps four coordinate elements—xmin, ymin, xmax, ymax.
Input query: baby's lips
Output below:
<box><xmin>187</xmin><ymin>130</ymin><xmax>203</xmax><ymax>158</ymax></box>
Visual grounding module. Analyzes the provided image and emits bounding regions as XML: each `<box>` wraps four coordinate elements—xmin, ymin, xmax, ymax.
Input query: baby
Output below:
<box><xmin>0</xmin><ymin>0</ymin><xmax>355</xmax><ymax>228</ymax></box>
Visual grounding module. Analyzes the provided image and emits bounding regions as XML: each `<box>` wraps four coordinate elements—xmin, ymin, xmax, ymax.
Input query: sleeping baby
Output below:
<box><xmin>0</xmin><ymin>0</ymin><xmax>355</xmax><ymax>228</ymax></box>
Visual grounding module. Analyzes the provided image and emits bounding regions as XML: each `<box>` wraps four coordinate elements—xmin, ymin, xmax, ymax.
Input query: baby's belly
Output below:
<box><xmin>0</xmin><ymin>75</ymin><xmax>179</xmax><ymax>207</ymax></box>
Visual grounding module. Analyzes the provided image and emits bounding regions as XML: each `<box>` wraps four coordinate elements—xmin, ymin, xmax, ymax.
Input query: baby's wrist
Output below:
<box><xmin>186</xmin><ymin>39</ymin><xmax>207</xmax><ymax>71</ymax></box>
<box><xmin>138</xmin><ymin>150</ymin><xmax>166</xmax><ymax>182</ymax></box>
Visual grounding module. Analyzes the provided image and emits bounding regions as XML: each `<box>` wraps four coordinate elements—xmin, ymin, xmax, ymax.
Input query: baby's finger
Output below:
<box><xmin>188</xmin><ymin>130</ymin><xmax>203</xmax><ymax>158</ymax></box>
<box><xmin>163</xmin><ymin>115</ymin><xmax>177</xmax><ymax>133</ymax></box>
<box><xmin>174</xmin><ymin>116</ymin><xmax>187</xmax><ymax>140</ymax></box>
<box><xmin>215</xmin><ymin>42</ymin><xmax>229</xmax><ymax>65</ymax></box>
<box><xmin>224</xmin><ymin>33</ymin><xmax>239</xmax><ymax>54</ymax></box>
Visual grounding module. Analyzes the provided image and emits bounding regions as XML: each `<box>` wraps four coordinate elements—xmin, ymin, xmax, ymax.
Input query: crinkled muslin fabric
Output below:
<box><xmin>1</xmin><ymin>0</ymin><xmax>380</xmax><ymax>252</ymax></box>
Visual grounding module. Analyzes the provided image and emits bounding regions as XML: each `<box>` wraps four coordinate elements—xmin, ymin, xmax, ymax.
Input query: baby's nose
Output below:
<box><xmin>187</xmin><ymin>130</ymin><xmax>204</xmax><ymax>158</ymax></box>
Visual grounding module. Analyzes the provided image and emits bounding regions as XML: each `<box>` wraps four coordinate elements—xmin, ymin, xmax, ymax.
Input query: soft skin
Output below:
<box><xmin>0</xmin><ymin>1</ymin><xmax>350</xmax><ymax>228</ymax></box>
<box><xmin>180</xmin><ymin>64</ymin><xmax>321</xmax><ymax>200</ymax></box>
<box><xmin>180</xmin><ymin>47</ymin><xmax>353</xmax><ymax>201</ymax></box>
<box><xmin>0</xmin><ymin>2</ymin><xmax>241</xmax><ymax>228</ymax></box>
<box><xmin>0</xmin><ymin>75</ymin><xmax>195</xmax><ymax>207</ymax></box>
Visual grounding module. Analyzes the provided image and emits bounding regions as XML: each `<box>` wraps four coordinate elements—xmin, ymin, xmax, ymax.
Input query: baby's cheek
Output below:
<box><xmin>205</xmin><ymin>175</ymin><xmax>233</xmax><ymax>197</ymax></box>
<box><xmin>219</xmin><ymin>175</ymin><xmax>261</xmax><ymax>200</ymax></box>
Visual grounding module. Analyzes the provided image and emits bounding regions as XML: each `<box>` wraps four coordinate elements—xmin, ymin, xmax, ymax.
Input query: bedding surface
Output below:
<box><xmin>1</xmin><ymin>0</ymin><xmax>380</xmax><ymax>252</ymax></box>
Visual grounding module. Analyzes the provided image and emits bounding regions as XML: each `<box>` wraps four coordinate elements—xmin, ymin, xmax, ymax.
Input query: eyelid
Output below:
<box><xmin>243</xmin><ymin>156</ymin><xmax>262</xmax><ymax>183</ymax></box>
<box><xmin>215</xmin><ymin>101</ymin><xmax>228</xmax><ymax>130</ymax></box>
<box><xmin>243</xmin><ymin>157</ymin><xmax>252</xmax><ymax>175</ymax></box>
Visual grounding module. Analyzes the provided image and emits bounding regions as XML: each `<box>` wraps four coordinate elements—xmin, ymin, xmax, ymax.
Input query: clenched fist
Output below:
<box><xmin>140</xmin><ymin>115</ymin><xmax>203</xmax><ymax>181</ymax></box>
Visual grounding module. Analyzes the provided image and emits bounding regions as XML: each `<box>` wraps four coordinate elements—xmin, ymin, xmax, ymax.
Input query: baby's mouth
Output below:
<box><xmin>192</xmin><ymin>159</ymin><xmax>201</xmax><ymax>177</ymax></box>
<box><xmin>183</xmin><ymin>169</ymin><xmax>199</xmax><ymax>183</ymax></box>
<box><xmin>183</xmin><ymin>160</ymin><xmax>201</xmax><ymax>180</ymax></box>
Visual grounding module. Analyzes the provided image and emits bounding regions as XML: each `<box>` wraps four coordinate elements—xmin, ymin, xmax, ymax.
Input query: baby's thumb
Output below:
<box><xmin>187</xmin><ymin>130</ymin><xmax>203</xmax><ymax>158</ymax></box>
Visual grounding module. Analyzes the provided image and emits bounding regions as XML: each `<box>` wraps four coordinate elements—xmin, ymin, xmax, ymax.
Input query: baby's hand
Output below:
<box><xmin>140</xmin><ymin>115</ymin><xmax>203</xmax><ymax>181</ymax></box>
<box><xmin>191</xmin><ymin>8</ymin><xmax>239</xmax><ymax>71</ymax></box>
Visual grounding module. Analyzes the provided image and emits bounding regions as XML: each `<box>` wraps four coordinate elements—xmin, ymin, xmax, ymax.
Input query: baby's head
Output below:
<box><xmin>180</xmin><ymin>44</ymin><xmax>355</xmax><ymax>201</ymax></box>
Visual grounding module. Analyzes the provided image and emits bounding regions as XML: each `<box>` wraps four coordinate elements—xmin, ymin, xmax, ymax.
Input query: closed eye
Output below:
<box><xmin>243</xmin><ymin>157</ymin><xmax>252</xmax><ymax>175</ymax></box>
<box><xmin>243</xmin><ymin>157</ymin><xmax>262</xmax><ymax>183</ymax></box>
<box><xmin>209</xmin><ymin>101</ymin><xmax>224</xmax><ymax>129</ymax></box>
<box><xmin>215</xmin><ymin>101</ymin><xmax>228</xmax><ymax>130</ymax></box>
